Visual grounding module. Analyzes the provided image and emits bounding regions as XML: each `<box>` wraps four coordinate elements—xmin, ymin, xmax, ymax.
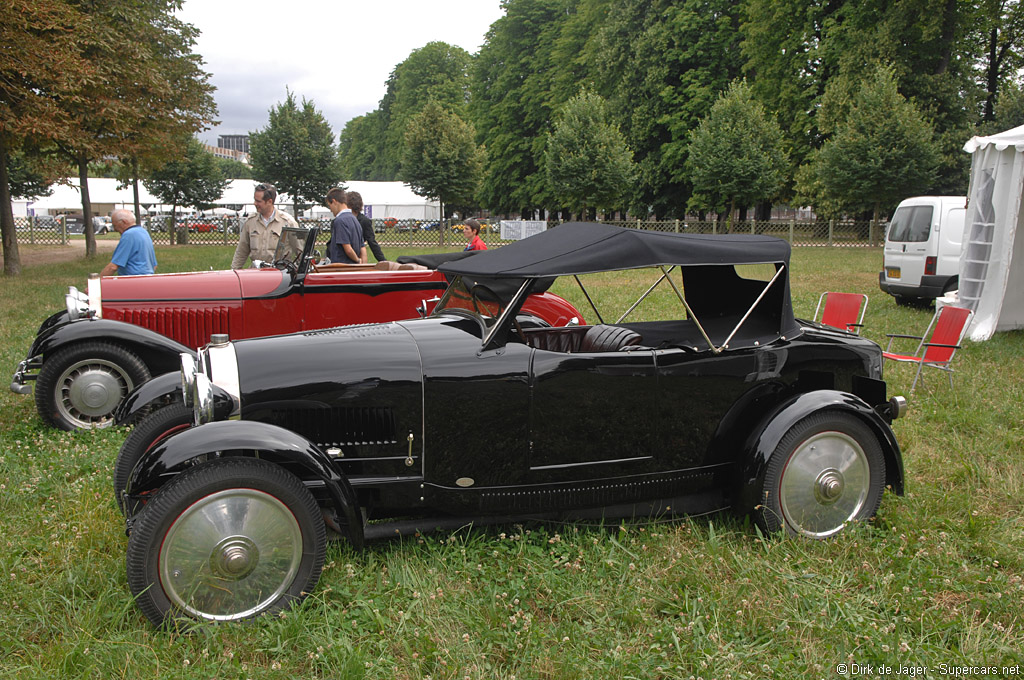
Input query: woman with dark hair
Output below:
<box><xmin>462</xmin><ymin>219</ymin><xmax>487</xmax><ymax>251</ymax></box>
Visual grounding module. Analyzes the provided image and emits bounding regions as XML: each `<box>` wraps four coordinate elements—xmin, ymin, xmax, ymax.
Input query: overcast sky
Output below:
<box><xmin>176</xmin><ymin>0</ymin><xmax>505</xmax><ymax>145</ymax></box>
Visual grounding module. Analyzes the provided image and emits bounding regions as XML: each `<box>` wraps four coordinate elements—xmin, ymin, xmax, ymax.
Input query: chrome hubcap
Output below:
<box><xmin>779</xmin><ymin>431</ymin><xmax>870</xmax><ymax>538</ymax></box>
<box><xmin>159</xmin><ymin>488</ymin><xmax>303</xmax><ymax>621</ymax></box>
<box><xmin>56</xmin><ymin>359</ymin><xmax>131</xmax><ymax>428</ymax></box>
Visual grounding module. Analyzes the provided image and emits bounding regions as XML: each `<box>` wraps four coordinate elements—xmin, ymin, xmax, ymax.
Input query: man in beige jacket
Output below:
<box><xmin>231</xmin><ymin>182</ymin><xmax>298</xmax><ymax>269</ymax></box>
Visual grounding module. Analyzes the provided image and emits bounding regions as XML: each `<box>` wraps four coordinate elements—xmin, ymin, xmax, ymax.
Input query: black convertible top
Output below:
<box><xmin>438</xmin><ymin>222</ymin><xmax>790</xmax><ymax>277</ymax></box>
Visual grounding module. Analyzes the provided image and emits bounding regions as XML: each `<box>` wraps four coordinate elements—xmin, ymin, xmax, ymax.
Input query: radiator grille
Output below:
<box><xmin>121</xmin><ymin>306</ymin><xmax>232</xmax><ymax>350</ymax></box>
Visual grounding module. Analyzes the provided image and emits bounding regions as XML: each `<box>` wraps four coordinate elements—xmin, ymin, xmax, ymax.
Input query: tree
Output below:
<box><xmin>249</xmin><ymin>90</ymin><xmax>341</xmax><ymax>214</ymax></box>
<box><xmin>585</xmin><ymin>0</ymin><xmax>745</xmax><ymax>217</ymax></box>
<box><xmin>472</xmin><ymin>0</ymin><xmax>571</xmax><ymax>215</ymax></box>
<box><xmin>213</xmin><ymin>157</ymin><xmax>254</xmax><ymax>181</ymax></box>
<box><xmin>685</xmin><ymin>80</ymin><xmax>788</xmax><ymax>225</ymax></box>
<box><xmin>6</xmin><ymin>151</ymin><xmax>54</xmax><ymax>202</ymax></box>
<box><xmin>49</xmin><ymin>0</ymin><xmax>215</xmax><ymax>259</ymax></box>
<box><xmin>338</xmin><ymin>112</ymin><xmax>386</xmax><ymax>180</ymax></box>
<box><xmin>544</xmin><ymin>90</ymin><xmax>635</xmax><ymax>219</ymax></box>
<box><xmin>797</xmin><ymin>66</ymin><xmax>940</xmax><ymax>221</ymax></box>
<box><xmin>400</xmin><ymin>100</ymin><xmax>484</xmax><ymax>237</ymax></box>
<box><xmin>144</xmin><ymin>137</ymin><xmax>228</xmax><ymax>244</ymax></box>
<box><xmin>1</xmin><ymin>0</ymin><xmax>97</xmax><ymax>275</ymax></box>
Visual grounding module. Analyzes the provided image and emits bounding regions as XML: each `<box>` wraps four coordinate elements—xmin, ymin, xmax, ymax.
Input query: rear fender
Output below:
<box><xmin>114</xmin><ymin>371</ymin><xmax>184</xmax><ymax>425</ymax></box>
<box><xmin>733</xmin><ymin>390</ymin><xmax>904</xmax><ymax>514</ymax></box>
<box><xmin>126</xmin><ymin>420</ymin><xmax>364</xmax><ymax>548</ymax></box>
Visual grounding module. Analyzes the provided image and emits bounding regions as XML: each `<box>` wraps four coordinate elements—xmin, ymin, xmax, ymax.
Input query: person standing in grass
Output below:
<box><xmin>232</xmin><ymin>182</ymin><xmax>298</xmax><ymax>269</ymax></box>
<box><xmin>100</xmin><ymin>209</ymin><xmax>157</xmax><ymax>276</ymax></box>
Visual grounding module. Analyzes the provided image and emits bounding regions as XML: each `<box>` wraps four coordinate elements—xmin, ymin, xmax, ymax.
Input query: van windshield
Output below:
<box><xmin>887</xmin><ymin>206</ymin><xmax>933</xmax><ymax>242</ymax></box>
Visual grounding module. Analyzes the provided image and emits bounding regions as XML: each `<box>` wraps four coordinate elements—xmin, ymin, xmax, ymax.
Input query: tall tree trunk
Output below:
<box><xmin>0</xmin><ymin>135</ymin><xmax>23</xmax><ymax>276</ymax></box>
<box><xmin>131</xmin><ymin>157</ymin><xmax>142</xmax><ymax>225</ymax></box>
<box><xmin>78</xmin><ymin>153</ymin><xmax>96</xmax><ymax>258</ymax></box>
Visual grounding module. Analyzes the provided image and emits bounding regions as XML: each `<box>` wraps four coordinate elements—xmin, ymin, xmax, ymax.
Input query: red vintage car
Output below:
<box><xmin>11</xmin><ymin>226</ymin><xmax>582</xmax><ymax>430</ymax></box>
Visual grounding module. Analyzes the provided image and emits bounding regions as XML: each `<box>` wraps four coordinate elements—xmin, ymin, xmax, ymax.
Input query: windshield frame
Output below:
<box><xmin>273</xmin><ymin>225</ymin><xmax>318</xmax><ymax>274</ymax></box>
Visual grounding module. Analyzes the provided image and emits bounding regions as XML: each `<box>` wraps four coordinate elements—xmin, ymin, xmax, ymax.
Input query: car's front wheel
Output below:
<box><xmin>35</xmin><ymin>341</ymin><xmax>150</xmax><ymax>430</ymax></box>
<box><xmin>115</xmin><ymin>402</ymin><xmax>194</xmax><ymax>516</ymax></box>
<box><xmin>757</xmin><ymin>411</ymin><xmax>885</xmax><ymax>539</ymax></box>
<box><xmin>126</xmin><ymin>458</ymin><xmax>326</xmax><ymax>628</ymax></box>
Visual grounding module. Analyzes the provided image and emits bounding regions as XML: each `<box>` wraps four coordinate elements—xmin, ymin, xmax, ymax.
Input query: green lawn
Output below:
<box><xmin>0</xmin><ymin>245</ymin><xmax>1021</xmax><ymax>679</ymax></box>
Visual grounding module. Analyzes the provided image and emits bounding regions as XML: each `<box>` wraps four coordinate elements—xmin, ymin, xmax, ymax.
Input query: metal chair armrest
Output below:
<box><xmin>921</xmin><ymin>342</ymin><xmax>962</xmax><ymax>350</ymax></box>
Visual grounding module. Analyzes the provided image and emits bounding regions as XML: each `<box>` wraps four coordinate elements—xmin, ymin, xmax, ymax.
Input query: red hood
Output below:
<box><xmin>99</xmin><ymin>268</ymin><xmax>288</xmax><ymax>305</ymax></box>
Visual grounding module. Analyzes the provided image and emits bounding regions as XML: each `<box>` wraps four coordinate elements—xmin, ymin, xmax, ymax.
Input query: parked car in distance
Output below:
<box><xmin>879</xmin><ymin>196</ymin><xmax>967</xmax><ymax>304</ymax></box>
<box><xmin>116</xmin><ymin>222</ymin><xmax>906</xmax><ymax>628</ymax></box>
<box><xmin>10</xmin><ymin>225</ymin><xmax>582</xmax><ymax>431</ymax></box>
<box><xmin>93</xmin><ymin>216</ymin><xmax>112</xmax><ymax>234</ymax></box>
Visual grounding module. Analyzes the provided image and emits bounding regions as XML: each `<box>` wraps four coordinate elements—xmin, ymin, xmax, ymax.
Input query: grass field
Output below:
<box><xmin>0</xmin><ymin>245</ymin><xmax>1022</xmax><ymax>679</ymax></box>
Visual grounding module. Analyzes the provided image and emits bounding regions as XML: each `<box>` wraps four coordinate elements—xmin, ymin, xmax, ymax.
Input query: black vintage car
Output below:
<box><xmin>118</xmin><ymin>222</ymin><xmax>906</xmax><ymax>627</ymax></box>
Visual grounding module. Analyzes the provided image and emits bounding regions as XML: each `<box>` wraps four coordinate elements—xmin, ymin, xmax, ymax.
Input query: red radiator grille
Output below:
<box><xmin>120</xmin><ymin>306</ymin><xmax>232</xmax><ymax>349</ymax></box>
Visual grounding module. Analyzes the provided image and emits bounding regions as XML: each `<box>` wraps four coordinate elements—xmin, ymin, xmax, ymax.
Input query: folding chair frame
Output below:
<box><xmin>882</xmin><ymin>306</ymin><xmax>973</xmax><ymax>395</ymax></box>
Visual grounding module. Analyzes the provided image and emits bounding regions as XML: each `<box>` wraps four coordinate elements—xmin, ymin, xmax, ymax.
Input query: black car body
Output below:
<box><xmin>118</xmin><ymin>222</ymin><xmax>906</xmax><ymax>627</ymax></box>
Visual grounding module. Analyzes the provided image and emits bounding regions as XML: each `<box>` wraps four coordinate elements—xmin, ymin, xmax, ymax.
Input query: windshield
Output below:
<box><xmin>432</xmin><ymin>276</ymin><xmax>509</xmax><ymax>331</ymax></box>
<box><xmin>273</xmin><ymin>226</ymin><xmax>313</xmax><ymax>270</ymax></box>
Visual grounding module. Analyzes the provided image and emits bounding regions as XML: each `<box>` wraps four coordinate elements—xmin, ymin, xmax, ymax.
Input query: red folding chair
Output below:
<box><xmin>813</xmin><ymin>292</ymin><xmax>868</xmax><ymax>334</ymax></box>
<box><xmin>882</xmin><ymin>305</ymin><xmax>974</xmax><ymax>394</ymax></box>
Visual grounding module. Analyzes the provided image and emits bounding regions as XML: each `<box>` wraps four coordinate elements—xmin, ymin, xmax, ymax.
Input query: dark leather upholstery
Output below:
<box><xmin>523</xmin><ymin>325</ymin><xmax>643</xmax><ymax>353</ymax></box>
<box><xmin>580</xmin><ymin>325</ymin><xmax>643</xmax><ymax>352</ymax></box>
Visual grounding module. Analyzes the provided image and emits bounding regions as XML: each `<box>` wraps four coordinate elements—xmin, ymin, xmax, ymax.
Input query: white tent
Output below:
<box><xmin>18</xmin><ymin>178</ymin><xmax>438</xmax><ymax>221</ymax></box>
<box><xmin>960</xmin><ymin>125</ymin><xmax>1024</xmax><ymax>340</ymax></box>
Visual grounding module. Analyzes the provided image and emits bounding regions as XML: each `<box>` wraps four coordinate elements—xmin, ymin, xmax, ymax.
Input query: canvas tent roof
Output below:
<box><xmin>960</xmin><ymin>125</ymin><xmax>1024</xmax><ymax>340</ymax></box>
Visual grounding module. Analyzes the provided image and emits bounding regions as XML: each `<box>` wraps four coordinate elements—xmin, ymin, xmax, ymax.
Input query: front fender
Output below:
<box><xmin>126</xmin><ymin>420</ymin><xmax>364</xmax><ymax>548</ymax></box>
<box><xmin>32</xmin><ymin>317</ymin><xmax>193</xmax><ymax>373</ymax></box>
<box><xmin>734</xmin><ymin>390</ymin><xmax>904</xmax><ymax>514</ymax></box>
<box><xmin>114</xmin><ymin>371</ymin><xmax>183</xmax><ymax>425</ymax></box>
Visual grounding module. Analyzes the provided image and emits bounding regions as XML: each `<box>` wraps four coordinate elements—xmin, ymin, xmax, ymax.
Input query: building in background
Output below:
<box><xmin>218</xmin><ymin>135</ymin><xmax>249</xmax><ymax>154</ymax></box>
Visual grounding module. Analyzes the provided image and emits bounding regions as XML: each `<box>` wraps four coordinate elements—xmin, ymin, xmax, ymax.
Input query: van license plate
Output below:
<box><xmin>886</xmin><ymin>267</ymin><xmax>900</xmax><ymax>279</ymax></box>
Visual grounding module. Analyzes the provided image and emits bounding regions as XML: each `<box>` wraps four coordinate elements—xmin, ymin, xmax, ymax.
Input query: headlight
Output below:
<box><xmin>180</xmin><ymin>353</ymin><xmax>197</xmax><ymax>408</ymax></box>
<box><xmin>184</xmin><ymin>335</ymin><xmax>241</xmax><ymax>425</ymax></box>
<box><xmin>65</xmin><ymin>286</ymin><xmax>91</xmax><ymax>320</ymax></box>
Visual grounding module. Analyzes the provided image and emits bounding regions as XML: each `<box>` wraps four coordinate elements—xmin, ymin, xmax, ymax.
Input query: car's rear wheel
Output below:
<box><xmin>115</xmin><ymin>402</ymin><xmax>193</xmax><ymax>516</ymax></box>
<box><xmin>126</xmin><ymin>458</ymin><xmax>326</xmax><ymax>628</ymax></box>
<box><xmin>757</xmin><ymin>412</ymin><xmax>885</xmax><ymax>539</ymax></box>
<box><xmin>35</xmin><ymin>342</ymin><xmax>150</xmax><ymax>430</ymax></box>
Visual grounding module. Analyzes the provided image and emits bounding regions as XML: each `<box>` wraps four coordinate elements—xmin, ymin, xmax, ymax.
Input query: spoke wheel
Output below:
<box><xmin>35</xmin><ymin>342</ymin><xmax>150</xmax><ymax>430</ymax></box>
<box><xmin>126</xmin><ymin>458</ymin><xmax>326</xmax><ymax>627</ymax></box>
<box><xmin>758</xmin><ymin>412</ymin><xmax>885</xmax><ymax>539</ymax></box>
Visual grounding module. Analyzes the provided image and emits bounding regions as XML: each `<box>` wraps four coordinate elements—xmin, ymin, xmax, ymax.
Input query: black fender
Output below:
<box><xmin>30</xmin><ymin>317</ymin><xmax>194</xmax><ymax>378</ymax></box>
<box><xmin>126</xmin><ymin>420</ymin><xmax>364</xmax><ymax>548</ymax></box>
<box><xmin>734</xmin><ymin>390</ymin><xmax>904</xmax><ymax>515</ymax></box>
<box><xmin>114</xmin><ymin>371</ymin><xmax>184</xmax><ymax>425</ymax></box>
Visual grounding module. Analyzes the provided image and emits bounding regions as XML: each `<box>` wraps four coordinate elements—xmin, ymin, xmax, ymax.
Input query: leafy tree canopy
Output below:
<box><xmin>544</xmin><ymin>90</ymin><xmax>636</xmax><ymax>219</ymax></box>
<box><xmin>685</xmin><ymin>80</ymin><xmax>788</xmax><ymax>218</ymax></box>
<box><xmin>144</xmin><ymin>137</ymin><xmax>228</xmax><ymax>212</ymax></box>
<box><xmin>249</xmin><ymin>90</ymin><xmax>342</xmax><ymax>210</ymax></box>
<box><xmin>796</xmin><ymin>65</ymin><xmax>940</xmax><ymax>220</ymax></box>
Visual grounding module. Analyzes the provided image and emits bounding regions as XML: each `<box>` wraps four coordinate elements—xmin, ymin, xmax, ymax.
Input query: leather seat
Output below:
<box><xmin>579</xmin><ymin>325</ymin><xmax>643</xmax><ymax>352</ymax></box>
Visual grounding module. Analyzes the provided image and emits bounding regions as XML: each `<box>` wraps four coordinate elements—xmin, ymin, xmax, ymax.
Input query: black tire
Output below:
<box><xmin>34</xmin><ymin>341</ymin><xmax>150</xmax><ymax>430</ymax></box>
<box><xmin>114</xmin><ymin>402</ymin><xmax>193</xmax><ymax>516</ymax></box>
<box><xmin>126</xmin><ymin>458</ymin><xmax>326</xmax><ymax>628</ymax></box>
<box><xmin>756</xmin><ymin>411</ymin><xmax>885</xmax><ymax>539</ymax></box>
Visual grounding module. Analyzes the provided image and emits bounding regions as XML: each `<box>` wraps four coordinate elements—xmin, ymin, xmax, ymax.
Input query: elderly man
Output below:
<box><xmin>231</xmin><ymin>182</ymin><xmax>298</xmax><ymax>269</ymax></box>
<box><xmin>100</xmin><ymin>209</ymin><xmax>157</xmax><ymax>276</ymax></box>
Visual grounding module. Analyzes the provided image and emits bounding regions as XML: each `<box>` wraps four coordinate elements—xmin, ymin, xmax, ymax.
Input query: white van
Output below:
<box><xmin>879</xmin><ymin>196</ymin><xmax>967</xmax><ymax>303</ymax></box>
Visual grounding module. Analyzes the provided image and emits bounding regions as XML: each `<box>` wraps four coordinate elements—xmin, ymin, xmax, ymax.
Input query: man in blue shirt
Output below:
<box><xmin>100</xmin><ymin>209</ymin><xmax>157</xmax><ymax>276</ymax></box>
<box><xmin>325</xmin><ymin>187</ymin><xmax>365</xmax><ymax>264</ymax></box>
